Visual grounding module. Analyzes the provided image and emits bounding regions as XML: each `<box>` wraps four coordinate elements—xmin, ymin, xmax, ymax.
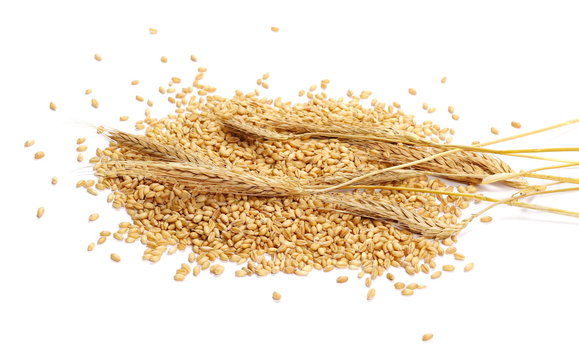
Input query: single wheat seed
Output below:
<box><xmin>85</xmin><ymin>89</ymin><xmax>92</xmax><ymax>95</ymax></box>
<box><xmin>77</xmin><ymin>145</ymin><xmax>87</xmax><ymax>152</ymax></box>
<box><xmin>119</xmin><ymin>116</ymin><xmax>128</xmax><ymax>121</ymax></box>
<box><xmin>149</xmin><ymin>28</ymin><xmax>157</xmax><ymax>34</ymax></box>
<box><xmin>37</xmin><ymin>207</ymin><xmax>45</xmax><ymax>218</ymax></box>
<box><xmin>87</xmin><ymin>243</ymin><xmax>95</xmax><ymax>251</ymax></box>
<box><xmin>34</xmin><ymin>151</ymin><xmax>45</xmax><ymax>160</ymax></box>
<box><xmin>49</xmin><ymin>102</ymin><xmax>57</xmax><ymax>111</ymax></box>
<box><xmin>190</xmin><ymin>55</ymin><xmax>197</xmax><ymax>62</ymax></box>
<box><xmin>77</xmin><ymin>153</ymin><xmax>84</xmax><ymax>162</ymax></box>
<box><xmin>394</xmin><ymin>282</ymin><xmax>405</xmax><ymax>290</ymax></box>
<box><xmin>401</xmin><ymin>289</ymin><xmax>414</xmax><ymax>296</ymax></box>
<box><xmin>491</xmin><ymin>127</ymin><xmax>499</xmax><ymax>135</ymax></box>
<box><xmin>422</xmin><ymin>333</ymin><xmax>434</xmax><ymax>341</ymax></box>
<box><xmin>448</xmin><ymin>106</ymin><xmax>454</xmax><ymax>114</ymax></box>
<box><xmin>431</xmin><ymin>271</ymin><xmax>442</xmax><ymax>279</ymax></box>
<box><xmin>442</xmin><ymin>265</ymin><xmax>455</xmax><ymax>272</ymax></box>
<box><xmin>452</xmin><ymin>114</ymin><xmax>459</xmax><ymax>120</ymax></box>
<box><xmin>51</xmin><ymin>176</ymin><xmax>58</xmax><ymax>185</ymax></box>
<box><xmin>407</xmin><ymin>283</ymin><xmax>419</xmax><ymax>290</ymax></box>
<box><xmin>408</xmin><ymin>88</ymin><xmax>417</xmax><ymax>95</ymax></box>
<box><xmin>88</xmin><ymin>213</ymin><xmax>99</xmax><ymax>221</ymax></box>
<box><xmin>272</xmin><ymin>291</ymin><xmax>282</xmax><ymax>301</ymax></box>
<box><xmin>336</xmin><ymin>276</ymin><xmax>348</xmax><ymax>283</ymax></box>
<box><xmin>210</xmin><ymin>264</ymin><xmax>224</xmax><ymax>275</ymax></box>
<box><xmin>454</xmin><ymin>253</ymin><xmax>465</xmax><ymax>261</ymax></box>
<box><xmin>464</xmin><ymin>263</ymin><xmax>475</xmax><ymax>272</ymax></box>
<box><xmin>161</xmin><ymin>56</ymin><xmax>168</xmax><ymax>63</ymax></box>
<box><xmin>235</xmin><ymin>270</ymin><xmax>246</xmax><ymax>277</ymax></box>
<box><xmin>441</xmin><ymin>76</ymin><xmax>447</xmax><ymax>83</ymax></box>
<box><xmin>94</xmin><ymin>54</ymin><xmax>102</xmax><ymax>61</ymax></box>
<box><xmin>511</xmin><ymin>121</ymin><xmax>522</xmax><ymax>129</ymax></box>
<box><xmin>386</xmin><ymin>273</ymin><xmax>395</xmax><ymax>281</ymax></box>
<box><xmin>271</xmin><ymin>26</ymin><xmax>279</xmax><ymax>32</ymax></box>
<box><xmin>91</xmin><ymin>99</ymin><xmax>99</xmax><ymax>108</ymax></box>
<box><xmin>480</xmin><ymin>216</ymin><xmax>493</xmax><ymax>223</ymax></box>
<box><xmin>110</xmin><ymin>253</ymin><xmax>121</xmax><ymax>262</ymax></box>
<box><xmin>367</xmin><ymin>288</ymin><xmax>376</xmax><ymax>300</ymax></box>
<box><xmin>24</xmin><ymin>139</ymin><xmax>35</xmax><ymax>147</ymax></box>
<box><xmin>131</xmin><ymin>80</ymin><xmax>139</xmax><ymax>85</ymax></box>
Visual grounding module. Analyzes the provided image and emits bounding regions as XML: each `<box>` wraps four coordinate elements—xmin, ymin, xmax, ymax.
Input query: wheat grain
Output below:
<box><xmin>422</xmin><ymin>333</ymin><xmax>434</xmax><ymax>341</ymax></box>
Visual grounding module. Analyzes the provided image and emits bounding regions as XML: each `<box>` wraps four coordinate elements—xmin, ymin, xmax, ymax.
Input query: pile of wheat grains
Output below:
<box><xmin>76</xmin><ymin>67</ymin><xmax>479</xmax><ymax>296</ymax></box>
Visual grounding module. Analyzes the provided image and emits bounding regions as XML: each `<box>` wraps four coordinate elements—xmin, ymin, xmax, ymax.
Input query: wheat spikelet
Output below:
<box><xmin>307</xmin><ymin>169</ymin><xmax>424</xmax><ymax>186</ymax></box>
<box><xmin>318</xmin><ymin>194</ymin><xmax>468</xmax><ymax>240</ymax></box>
<box><xmin>364</xmin><ymin>142</ymin><xmax>527</xmax><ymax>188</ymax></box>
<box><xmin>97</xmin><ymin>160</ymin><xmax>305</xmax><ymax>197</ymax></box>
<box><xmin>217</xmin><ymin>113</ymin><xmax>426</xmax><ymax>145</ymax></box>
<box><xmin>102</xmin><ymin>128</ymin><xmax>211</xmax><ymax>164</ymax></box>
<box><xmin>214</xmin><ymin>113</ymin><xmax>526</xmax><ymax>188</ymax></box>
<box><xmin>219</xmin><ymin>116</ymin><xmax>293</xmax><ymax>141</ymax></box>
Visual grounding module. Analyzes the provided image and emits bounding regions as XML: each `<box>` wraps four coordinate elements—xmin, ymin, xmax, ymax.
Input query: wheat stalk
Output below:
<box><xmin>102</xmin><ymin>128</ymin><xmax>212</xmax><ymax>165</ymax></box>
<box><xmin>363</xmin><ymin>142</ymin><xmax>527</xmax><ymax>188</ymax></box>
<box><xmin>317</xmin><ymin>193</ymin><xmax>468</xmax><ymax>240</ymax></box>
<box><xmin>306</xmin><ymin>169</ymin><xmax>425</xmax><ymax>186</ymax></box>
<box><xmin>216</xmin><ymin>115</ymin><xmax>526</xmax><ymax>187</ymax></box>
<box><xmin>97</xmin><ymin>160</ymin><xmax>305</xmax><ymax>197</ymax></box>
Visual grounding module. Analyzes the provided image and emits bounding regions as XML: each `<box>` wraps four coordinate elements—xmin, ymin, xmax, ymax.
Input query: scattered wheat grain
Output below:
<box><xmin>422</xmin><ymin>333</ymin><xmax>434</xmax><ymax>341</ymax></box>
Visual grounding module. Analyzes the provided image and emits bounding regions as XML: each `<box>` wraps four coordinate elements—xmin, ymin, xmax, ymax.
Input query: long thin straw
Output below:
<box><xmin>481</xmin><ymin>162</ymin><xmax>579</xmax><ymax>185</ymax></box>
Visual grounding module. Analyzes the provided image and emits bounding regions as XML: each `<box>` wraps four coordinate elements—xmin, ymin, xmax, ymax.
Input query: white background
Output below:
<box><xmin>1</xmin><ymin>1</ymin><xmax>578</xmax><ymax>359</ymax></box>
